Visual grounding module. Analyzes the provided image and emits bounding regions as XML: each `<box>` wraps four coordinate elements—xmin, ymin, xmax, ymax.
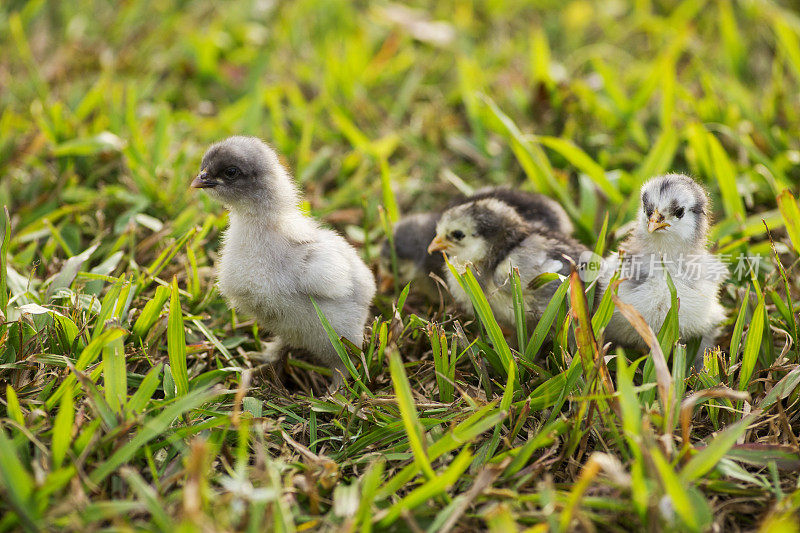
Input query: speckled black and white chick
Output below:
<box><xmin>427</xmin><ymin>197</ymin><xmax>590</xmax><ymax>328</ymax></box>
<box><xmin>192</xmin><ymin>136</ymin><xmax>376</xmax><ymax>386</ymax></box>
<box><xmin>598</xmin><ymin>174</ymin><xmax>726</xmax><ymax>360</ymax></box>
<box><xmin>379</xmin><ymin>188</ymin><xmax>573</xmax><ymax>296</ymax></box>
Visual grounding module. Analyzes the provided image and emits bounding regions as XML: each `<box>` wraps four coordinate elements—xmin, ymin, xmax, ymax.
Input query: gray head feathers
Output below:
<box><xmin>381</xmin><ymin>212</ymin><xmax>444</xmax><ymax>275</ymax></box>
<box><xmin>195</xmin><ymin>136</ymin><xmax>299</xmax><ymax>215</ymax></box>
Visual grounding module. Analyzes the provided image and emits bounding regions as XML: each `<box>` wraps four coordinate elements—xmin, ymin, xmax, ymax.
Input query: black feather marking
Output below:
<box><xmin>659</xmin><ymin>177</ymin><xmax>675</xmax><ymax>195</ymax></box>
<box><xmin>460</xmin><ymin>202</ymin><xmax>534</xmax><ymax>272</ymax></box>
<box><xmin>384</xmin><ymin>213</ymin><xmax>444</xmax><ymax>275</ymax></box>
<box><xmin>448</xmin><ymin>188</ymin><xmax>570</xmax><ymax>235</ymax></box>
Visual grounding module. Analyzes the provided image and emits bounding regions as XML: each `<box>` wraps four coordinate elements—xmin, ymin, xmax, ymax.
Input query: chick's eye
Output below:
<box><xmin>450</xmin><ymin>230</ymin><xmax>465</xmax><ymax>241</ymax></box>
<box><xmin>674</xmin><ymin>207</ymin><xmax>685</xmax><ymax>219</ymax></box>
<box><xmin>224</xmin><ymin>166</ymin><xmax>240</xmax><ymax>179</ymax></box>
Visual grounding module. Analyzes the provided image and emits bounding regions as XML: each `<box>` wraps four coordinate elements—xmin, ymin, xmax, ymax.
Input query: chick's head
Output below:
<box><xmin>428</xmin><ymin>199</ymin><xmax>531</xmax><ymax>270</ymax></box>
<box><xmin>379</xmin><ymin>213</ymin><xmax>443</xmax><ymax>290</ymax></box>
<box><xmin>637</xmin><ymin>173</ymin><xmax>709</xmax><ymax>248</ymax></box>
<box><xmin>193</xmin><ymin>136</ymin><xmax>296</xmax><ymax>212</ymax></box>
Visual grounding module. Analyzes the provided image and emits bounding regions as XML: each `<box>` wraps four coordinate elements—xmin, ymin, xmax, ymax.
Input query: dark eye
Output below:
<box><xmin>674</xmin><ymin>207</ymin><xmax>685</xmax><ymax>219</ymax></box>
<box><xmin>224</xmin><ymin>166</ymin><xmax>240</xmax><ymax>179</ymax></box>
<box><xmin>450</xmin><ymin>230</ymin><xmax>465</xmax><ymax>241</ymax></box>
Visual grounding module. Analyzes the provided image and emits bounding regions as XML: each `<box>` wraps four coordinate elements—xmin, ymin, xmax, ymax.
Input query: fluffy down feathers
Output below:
<box><xmin>430</xmin><ymin>197</ymin><xmax>592</xmax><ymax>329</ymax></box>
<box><xmin>195</xmin><ymin>136</ymin><xmax>376</xmax><ymax>385</ymax></box>
<box><xmin>597</xmin><ymin>174</ymin><xmax>726</xmax><ymax>362</ymax></box>
<box><xmin>380</xmin><ymin>187</ymin><xmax>573</xmax><ymax>297</ymax></box>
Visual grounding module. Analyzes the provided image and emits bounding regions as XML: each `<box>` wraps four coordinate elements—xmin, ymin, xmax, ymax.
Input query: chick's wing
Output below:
<box><xmin>492</xmin><ymin>234</ymin><xmax>568</xmax><ymax>288</ymax></box>
<box><xmin>294</xmin><ymin>231</ymin><xmax>360</xmax><ymax>301</ymax></box>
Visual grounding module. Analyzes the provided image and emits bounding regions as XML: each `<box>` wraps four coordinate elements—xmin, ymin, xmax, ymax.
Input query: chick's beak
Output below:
<box><xmin>647</xmin><ymin>209</ymin><xmax>670</xmax><ymax>233</ymax></box>
<box><xmin>191</xmin><ymin>168</ymin><xmax>219</xmax><ymax>189</ymax></box>
<box><xmin>427</xmin><ymin>235</ymin><xmax>449</xmax><ymax>255</ymax></box>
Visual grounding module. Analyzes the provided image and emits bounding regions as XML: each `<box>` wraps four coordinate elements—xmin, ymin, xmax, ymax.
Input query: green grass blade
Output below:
<box><xmin>46</xmin><ymin>327</ymin><xmax>128</xmax><ymax>410</ymax></box>
<box><xmin>355</xmin><ymin>459</ymin><xmax>385</xmax><ymax>533</ymax></box>
<box><xmin>774</xmin><ymin>18</ymin><xmax>800</xmax><ymax>84</ymax></box>
<box><xmin>536</xmin><ymin>135</ymin><xmax>622</xmax><ymax>203</ymax></box>
<box><xmin>377</xmin><ymin>404</ymin><xmax>504</xmax><ymax>498</ymax></box>
<box><xmin>167</xmin><ymin>277</ymin><xmax>189</xmax><ymax>397</ymax></box>
<box><xmin>127</xmin><ymin>363</ymin><xmax>163</xmax><ymax>414</ymax></box>
<box><xmin>388</xmin><ymin>349</ymin><xmax>436</xmax><ymax>481</ymax></box>
<box><xmin>480</xmin><ymin>95</ymin><xmax>581</xmax><ymax>223</ymax></box>
<box><xmin>447</xmin><ymin>262</ymin><xmax>517</xmax><ymax>384</ymax></box>
<box><xmin>379</xmin><ymin>157</ymin><xmax>399</xmax><ymax>224</ymax></box>
<box><xmin>510</xmin><ymin>267</ymin><xmax>527</xmax><ymax>354</ymax></box>
<box><xmin>0</xmin><ymin>425</ymin><xmax>38</xmax><ymax>530</ymax></box>
<box><xmin>378</xmin><ymin>447</ymin><xmax>472</xmax><ymax>527</ymax></box>
<box><xmin>5</xmin><ymin>386</ymin><xmax>24</xmax><ymax>426</ymax></box>
<box><xmin>633</xmin><ymin>128</ymin><xmax>678</xmax><ymax>186</ymax></box>
<box><xmin>121</xmin><ymin>468</ymin><xmax>174</xmax><ymax>531</ymax></box>
<box><xmin>681</xmin><ymin>414</ymin><xmax>755</xmax><ymax>482</ymax></box>
<box><xmin>738</xmin><ymin>300</ymin><xmax>765</xmax><ymax>391</ymax></box>
<box><xmin>132</xmin><ymin>285</ymin><xmax>170</xmax><ymax>339</ymax></box>
<box><xmin>777</xmin><ymin>189</ymin><xmax>800</xmax><ymax>255</ymax></box>
<box><xmin>102</xmin><ymin>336</ymin><xmax>127</xmax><ymax>413</ymax></box>
<box><xmin>310</xmin><ymin>297</ymin><xmax>370</xmax><ymax>393</ymax></box>
<box><xmin>89</xmin><ymin>387</ymin><xmax>217</xmax><ymax>484</ymax></box>
<box><xmin>650</xmin><ymin>448</ymin><xmax>709</xmax><ymax>531</ymax></box>
<box><xmin>92</xmin><ymin>280</ymin><xmax>124</xmax><ymax>340</ymax></box>
<box><xmin>0</xmin><ymin>207</ymin><xmax>10</xmax><ymax>318</ymax></box>
<box><xmin>524</xmin><ymin>277</ymin><xmax>569</xmax><ymax>361</ymax></box>
<box><xmin>729</xmin><ymin>287</ymin><xmax>750</xmax><ymax>367</ymax></box>
<box><xmin>706</xmin><ymin>131</ymin><xmax>745</xmax><ymax>220</ymax></box>
<box><xmin>50</xmin><ymin>392</ymin><xmax>74</xmax><ymax>470</ymax></box>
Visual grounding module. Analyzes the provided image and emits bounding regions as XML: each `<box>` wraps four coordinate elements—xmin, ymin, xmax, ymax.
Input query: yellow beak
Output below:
<box><xmin>427</xmin><ymin>235</ymin><xmax>449</xmax><ymax>255</ymax></box>
<box><xmin>648</xmin><ymin>209</ymin><xmax>670</xmax><ymax>233</ymax></box>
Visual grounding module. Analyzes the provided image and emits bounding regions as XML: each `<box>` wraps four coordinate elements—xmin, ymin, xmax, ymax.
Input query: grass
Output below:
<box><xmin>2</xmin><ymin>0</ymin><xmax>800</xmax><ymax>530</ymax></box>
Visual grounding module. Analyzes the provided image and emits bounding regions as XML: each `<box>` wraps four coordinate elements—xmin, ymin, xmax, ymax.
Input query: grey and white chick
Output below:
<box><xmin>427</xmin><ymin>197</ymin><xmax>590</xmax><ymax>329</ymax></box>
<box><xmin>379</xmin><ymin>187</ymin><xmax>573</xmax><ymax>296</ymax></box>
<box><xmin>598</xmin><ymin>174</ymin><xmax>726</xmax><ymax>360</ymax></box>
<box><xmin>192</xmin><ymin>136</ymin><xmax>376</xmax><ymax>385</ymax></box>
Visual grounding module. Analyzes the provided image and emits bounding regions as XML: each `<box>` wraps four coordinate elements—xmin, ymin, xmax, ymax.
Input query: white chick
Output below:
<box><xmin>427</xmin><ymin>198</ymin><xmax>591</xmax><ymax>329</ymax></box>
<box><xmin>598</xmin><ymin>174</ymin><xmax>726</xmax><ymax>362</ymax></box>
<box><xmin>192</xmin><ymin>136</ymin><xmax>376</xmax><ymax>386</ymax></box>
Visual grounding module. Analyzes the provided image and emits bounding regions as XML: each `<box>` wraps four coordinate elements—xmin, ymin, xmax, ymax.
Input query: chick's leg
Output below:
<box><xmin>246</xmin><ymin>337</ymin><xmax>285</xmax><ymax>364</ymax></box>
<box><xmin>243</xmin><ymin>336</ymin><xmax>288</xmax><ymax>385</ymax></box>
